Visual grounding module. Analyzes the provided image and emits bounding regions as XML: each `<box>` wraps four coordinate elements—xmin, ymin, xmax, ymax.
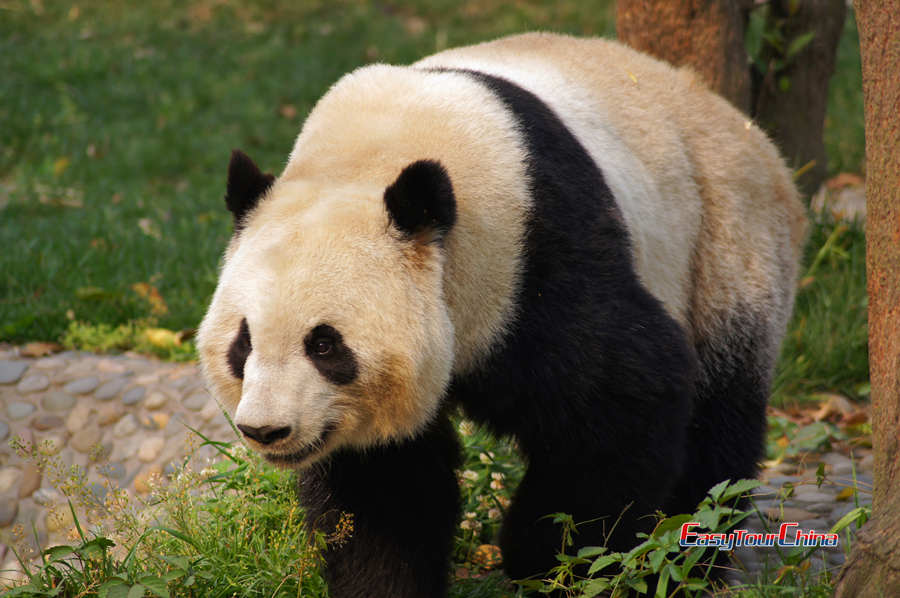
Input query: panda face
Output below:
<box><xmin>198</xmin><ymin>163</ymin><xmax>457</xmax><ymax>469</ymax></box>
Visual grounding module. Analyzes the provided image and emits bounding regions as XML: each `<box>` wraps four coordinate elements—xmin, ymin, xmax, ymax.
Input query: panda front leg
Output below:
<box><xmin>297</xmin><ymin>414</ymin><xmax>462</xmax><ymax>598</ymax></box>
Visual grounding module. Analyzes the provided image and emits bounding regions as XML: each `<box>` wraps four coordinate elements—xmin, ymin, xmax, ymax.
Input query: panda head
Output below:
<box><xmin>197</xmin><ymin>150</ymin><xmax>457</xmax><ymax>468</ymax></box>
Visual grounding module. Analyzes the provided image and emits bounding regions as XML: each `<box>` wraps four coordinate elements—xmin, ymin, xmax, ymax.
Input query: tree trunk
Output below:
<box><xmin>753</xmin><ymin>0</ymin><xmax>846</xmax><ymax>195</ymax></box>
<box><xmin>616</xmin><ymin>0</ymin><xmax>753</xmax><ymax>114</ymax></box>
<box><xmin>833</xmin><ymin>1</ymin><xmax>900</xmax><ymax>596</ymax></box>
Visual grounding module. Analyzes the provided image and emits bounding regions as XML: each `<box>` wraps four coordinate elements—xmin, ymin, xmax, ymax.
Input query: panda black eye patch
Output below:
<box><xmin>227</xmin><ymin>318</ymin><xmax>252</xmax><ymax>379</ymax></box>
<box><xmin>304</xmin><ymin>324</ymin><xmax>358</xmax><ymax>385</ymax></box>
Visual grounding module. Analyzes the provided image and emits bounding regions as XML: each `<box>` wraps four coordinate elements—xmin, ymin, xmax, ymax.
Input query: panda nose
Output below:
<box><xmin>237</xmin><ymin>424</ymin><xmax>292</xmax><ymax>445</ymax></box>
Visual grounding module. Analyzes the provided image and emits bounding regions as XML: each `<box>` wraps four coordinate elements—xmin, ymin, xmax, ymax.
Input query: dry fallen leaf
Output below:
<box><xmin>144</xmin><ymin>327</ymin><xmax>179</xmax><ymax>348</ymax></box>
<box><xmin>132</xmin><ymin>282</ymin><xmax>168</xmax><ymax>315</ymax></box>
<box><xmin>471</xmin><ymin>544</ymin><xmax>502</xmax><ymax>570</ymax></box>
<box><xmin>21</xmin><ymin>341</ymin><xmax>64</xmax><ymax>357</ymax></box>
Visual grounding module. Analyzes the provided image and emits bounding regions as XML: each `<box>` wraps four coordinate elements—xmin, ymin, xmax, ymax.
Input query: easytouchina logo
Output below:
<box><xmin>679</xmin><ymin>522</ymin><xmax>839</xmax><ymax>551</ymax></box>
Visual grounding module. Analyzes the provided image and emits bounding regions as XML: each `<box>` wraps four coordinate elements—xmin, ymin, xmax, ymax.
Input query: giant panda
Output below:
<box><xmin>197</xmin><ymin>32</ymin><xmax>807</xmax><ymax>597</ymax></box>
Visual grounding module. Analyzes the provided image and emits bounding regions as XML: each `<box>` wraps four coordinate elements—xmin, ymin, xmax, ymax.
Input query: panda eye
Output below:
<box><xmin>312</xmin><ymin>337</ymin><xmax>334</xmax><ymax>357</ymax></box>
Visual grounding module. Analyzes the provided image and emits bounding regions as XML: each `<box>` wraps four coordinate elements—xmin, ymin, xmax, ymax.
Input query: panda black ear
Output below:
<box><xmin>384</xmin><ymin>160</ymin><xmax>456</xmax><ymax>243</ymax></box>
<box><xmin>225</xmin><ymin>149</ymin><xmax>275</xmax><ymax>230</ymax></box>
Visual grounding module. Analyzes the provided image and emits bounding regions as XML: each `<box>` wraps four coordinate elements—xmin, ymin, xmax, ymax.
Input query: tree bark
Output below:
<box><xmin>616</xmin><ymin>0</ymin><xmax>753</xmax><ymax>114</ymax></box>
<box><xmin>833</xmin><ymin>1</ymin><xmax>900</xmax><ymax>596</ymax></box>
<box><xmin>753</xmin><ymin>0</ymin><xmax>846</xmax><ymax>195</ymax></box>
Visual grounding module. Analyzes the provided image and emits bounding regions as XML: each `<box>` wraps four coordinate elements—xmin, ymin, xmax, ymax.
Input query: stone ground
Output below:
<box><xmin>0</xmin><ymin>345</ymin><xmax>874</xmax><ymax>589</ymax></box>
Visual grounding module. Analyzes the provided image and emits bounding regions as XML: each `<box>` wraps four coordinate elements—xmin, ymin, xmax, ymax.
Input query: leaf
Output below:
<box><xmin>719</xmin><ymin>479</ymin><xmax>761</xmax><ymax>502</ymax></box>
<box><xmin>786</xmin><ymin>31</ymin><xmax>816</xmax><ymax>59</ymax></box>
<box><xmin>706</xmin><ymin>480</ymin><xmax>730</xmax><ymax>502</ymax></box>
<box><xmin>579</xmin><ymin>578</ymin><xmax>611</xmax><ymax>597</ymax></box>
<box><xmin>21</xmin><ymin>341</ymin><xmax>63</xmax><ymax>357</ymax></box>
<box><xmin>99</xmin><ymin>581</ymin><xmax>130</xmax><ymax>598</ymax></box>
<box><xmin>138</xmin><ymin>577</ymin><xmax>169</xmax><ymax>598</ymax></box>
<box><xmin>830</xmin><ymin>507</ymin><xmax>867</xmax><ymax>534</ymax></box>
<box><xmin>143</xmin><ymin>327</ymin><xmax>178</xmax><ymax>348</ymax></box>
<box><xmin>43</xmin><ymin>545</ymin><xmax>75</xmax><ymax>563</ymax></box>
<box><xmin>652</xmin><ymin>514</ymin><xmax>695</xmax><ymax>539</ymax></box>
<box><xmin>577</xmin><ymin>546</ymin><xmax>607</xmax><ymax>559</ymax></box>
<box><xmin>132</xmin><ymin>282</ymin><xmax>168</xmax><ymax>315</ymax></box>
<box><xmin>76</xmin><ymin>286</ymin><xmax>112</xmax><ymax>301</ymax></box>
<box><xmin>835</xmin><ymin>486</ymin><xmax>856</xmax><ymax>501</ymax></box>
<box><xmin>587</xmin><ymin>555</ymin><xmax>619</xmax><ymax>575</ymax></box>
<box><xmin>127</xmin><ymin>584</ymin><xmax>146</xmax><ymax>598</ymax></box>
<box><xmin>53</xmin><ymin>156</ymin><xmax>70</xmax><ymax>176</ymax></box>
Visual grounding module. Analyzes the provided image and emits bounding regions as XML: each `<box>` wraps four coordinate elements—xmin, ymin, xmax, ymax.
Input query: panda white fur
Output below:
<box><xmin>197</xmin><ymin>32</ymin><xmax>807</xmax><ymax>597</ymax></box>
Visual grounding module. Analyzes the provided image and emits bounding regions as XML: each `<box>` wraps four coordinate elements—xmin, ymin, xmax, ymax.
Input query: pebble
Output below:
<box><xmin>32</xmin><ymin>414</ymin><xmax>64</xmax><ymax>431</ymax></box>
<box><xmin>95</xmin><ymin>377</ymin><xmax>128</xmax><ymax>401</ymax></box>
<box><xmin>18</xmin><ymin>464</ymin><xmax>42</xmax><ymax>498</ymax></box>
<box><xmin>134</xmin><ymin>464</ymin><xmax>163</xmax><ymax>494</ymax></box>
<box><xmin>63</xmin><ymin>376</ymin><xmax>100</xmax><ymax>395</ymax></box>
<box><xmin>799</xmin><ymin>518</ymin><xmax>830</xmax><ymax>531</ymax></box>
<box><xmin>766</xmin><ymin>506</ymin><xmax>818</xmax><ymax>522</ymax></box>
<box><xmin>17</xmin><ymin>373</ymin><xmax>49</xmax><ymax>393</ymax></box>
<box><xmin>7</xmin><ymin>401</ymin><xmax>36</xmax><ymax>420</ymax></box>
<box><xmin>145</xmin><ymin>391</ymin><xmax>169</xmax><ymax>410</ymax></box>
<box><xmin>113</xmin><ymin>414</ymin><xmax>138</xmax><ymax>438</ymax></box>
<box><xmin>38</xmin><ymin>435</ymin><xmax>65</xmax><ymax>456</ymax></box>
<box><xmin>792</xmin><ymin>489</ymin><xmax>836</xmax><ymax>503</ymax></box>
<box><xmin>0</xmin><ymin>498</ymin><xmax>18</xmax><ymax>527</ymax></box>
<box><xmin>199</xmin><ymin>400</ymin><xmax>221</xmax><ymax>422</ymax></box>
<box><xmin>150</xmin><ymin>412</ymin><xmax>170</xmax><ymax>430</ymax></box>
<box><xmin>66</xmin><ymin>402</ymin><xmax>93</xmax><ymax>433</ymax></box>
<box><xmin>122</xmin><ymin>385</ymin><xmax>146</xmax><ymax>405</ymax></box>
<box><xmin>87</xmin><ymin>482</ymin><xmax>107</xmax><ymax>504</ymax></box>
<box><xmin>0</xmin><ymin>467</ymin><xmax>21</xmax><ymax>494</ymax></box>
<box><xmin>97</xmin><ymin>358</ymin><xmax>128</xmax><ymax>374</ymax></box>
<box><xmin>42</xmin><ymin>391</ymin><xmax>76</xmax><ymax>411</ymax></box>
<box><xmin>138</xmin><ymin>437</ymin><xmax>165</xmax><ymax>462</ymax></box>
<box><xmin>33</xmin><ymin>356</ymin><xmax>66</xmax><ymax>370</ymax></box>
<box><xmin>97</xmin><ymin>403</ymin><xmax>125</xmax><ymax>426</ymax></box>
<box><xmin>70</xmin><ymin>427</ymin><xmax>102</xmax><ymax>454</ymax></box>
<box><xmin>98</xmin><ymin>462</ymin><xmax>127</xmax><ymax>480</ymax></box>
<box><xmin>0</xmin><ymin>420</ymin><xmax>8</xmax><ymax>442</ymax></box>
<box><xmin>45</xmin><ymin>507</ymin><xmax>74</xmax><ymax>533</ymax></box>
<box><xmin>183</xmin><ymin>391</ymin><xmax>210</xmax><ymax>411</ymax></box>
<box><xmin>33</xmin><ymin>487</ymin><xmax>62</xmax><ymax>506</ymax></box>
<box><xmin>0</xmin><ymin>360</ymin><xmax>29</xmax><ymax>384</ymax></box>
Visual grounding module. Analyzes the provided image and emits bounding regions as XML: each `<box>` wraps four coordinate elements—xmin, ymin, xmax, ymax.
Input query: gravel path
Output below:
<box><xmin>0</xmin><ymin>346</ymin><xmax>873</xmax><ymax>588</ymax></box>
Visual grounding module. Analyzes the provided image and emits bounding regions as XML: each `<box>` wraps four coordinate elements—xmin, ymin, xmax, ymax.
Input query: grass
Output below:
<box><xmin>3</xmin><ymin>424</ymin><xmax>869</xmax><ymax>597</ymax></box>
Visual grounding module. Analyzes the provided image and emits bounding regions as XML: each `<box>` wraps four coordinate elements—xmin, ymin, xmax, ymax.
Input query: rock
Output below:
<box><xmin>96</xmin><ymin>359</ymin><xmax>128</xmax><ymax>374</ymax></box>
<box><xmin>113</xmin><ymin>414</ymin><xmax>138</xmax><ymax>438</ymax></box>
<box><xmin>122</xmin><ymin>386</ymin><xmax>146</xmax><ymax>405</ymax></box>
<box><xmin>38</xmin><ymin>434</ymin><xmax>65</xmax><ymax>455</ymax></box>
<box><xmin>42</xmin><ymin>391</ymin><xmax>76</xmax><ymax>411</ymax></box>
<box><xmin>0</xmin><ymin>420</ymin><xmax>8</xmax><ymax>442</ymax></box>
<box><xmin>45</xmin><ymin>507</ymin><xmax>75</xmax><ymax>533</ymax></box>
<box><xmin>149</xmin><ymin>412</ymin><xmax>169</xmax><ymax>430</ymax></box>
<box><xmin>765</xmin><ymin>475</ymin><xmax>801</xmax><ymax>489</ymax></box>
<box><xmin>33</xmin><ymin>487</ymin><xmax>62</xmax><ymax>506</ymax></box>
<box><xmin>183</xmin><ymin>391</ymin><xmax>209</xmax><ymax>411</ymax></box>
<box><xmin>66</xmin><ymin>401</ymin><xmax>94</xmax><ymax>433</ymax></box>
<box><xmin>110</xmin><ymin>436</ymin><xmax>140</xmax><ymax>461</ymax></box>
<box><xmin>798</xmin><ymin>518</ymin><xmax>830</xmax><ymax>532</ymax></box>
<box><xmin>858</xmin><ymin>453</ymin><xmax>874</xmax><ymax>472</ymax></box>
<box><xmin>98</xmin><ymin>462</ymin><xmax>126</xmax><ymax>480</ymax></box>
<box><xmin>199</xmin><ymin>401</ymin><xmax>221</xmax><ymax>422</ymax></box>
<box><xmin>0</xmin><ymin>496</ymin><xmax>18</xmax><ymax>526</ymax></box>
<box><xmin>32</xmin><ymin>356</ymin><xmax>67</xmax><ymax>370</ymax></box>
<box><xmin>791</xmin><ymin>489</ymin><xmax>835</xmax><ymax>503</ymax></box>
<box><xmin>765</xmin><ymin>506</ymin><xmax>818</xmax><ymax>523</ymax></box>
<box><xmin>17</xmin><ymin>373</ymin><xmax>49</xmax><ymax>393</ymax></box>
<box><xmin>0</xmin><ymin>467</ymin><xmax>21</xmax><ymax>494</ymax></box>
<box><xmin>18</xmin><ymin>463</ymin><xmax>41</xmax><ymax>498</ymax></box>
<box><xmin>134</xmin><ymin>373</ymin><xmax>160</xmax><ymax>386</ymax></box>
<box><xmin>32</xmin><ymin>414</ymin><xmax>64</xmax><ymax>431</ymax></box>
<box><xmin>805</xmin><ymin>502</ymin><xmax>836</xmax><ymax>515</ymax></box>
<box><xmin>0</xmin><ymin>361</ymin><xmax>29</xmax><ymax>384</ymax></box>
<box><xmin>138</xmin><ymin>436</ymin><xmax>165</xmax><ymax>462</ymax></box>
<box><xmin>7</xmin><ymin>401</ymin><xmax>36</xmax><ymax>420</ymax></box>
<box><xmin>70</xmin><ymin>426</ymin><xmax>102</xmax><ymax>453</ymax></box>
<box><xmin>63</xmin><ymin>376</ymin><xmax>100</xmax><ymax>395</ymax></box>
<box><xmin>134</xmin><ymin>464</ymin><xmax>163</xmax><ymax>494</ymax></box>
<box><xmin>97</xmin><ymin>403</ymin><xmax>125</xmax><ymax>426</ymax></box>
<box><xmin>144</xmin><ymin>391</ymin><xmax>169</xmax><ymax>410</ymax></box>
<box><xmin>87</xmin><ymin>482</ymin><xmax>107</xmax><ymax>504</ymax></box>
<box><xmin>95</xmin><ymin>377</ymin><xmax>128</xmax><ymax>401</ymax></box>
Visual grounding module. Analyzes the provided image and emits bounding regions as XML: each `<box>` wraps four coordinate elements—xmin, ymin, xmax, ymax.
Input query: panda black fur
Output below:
<box><xmin>198</xmin><ymin>33</ymin><xmax>806</xmax><ymax>597</ymax></box>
